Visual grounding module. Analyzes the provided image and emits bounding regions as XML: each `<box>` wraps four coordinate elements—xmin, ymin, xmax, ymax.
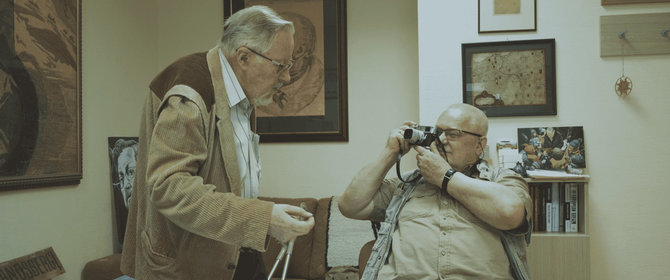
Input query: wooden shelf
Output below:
<box><xmin>526</xmin><ymin>178</ymin><xmax>590</xmax><ymax>279</ymax></box>
<box><xmin>528</xmin><ymin>234</ymin><xmax>590</xmax><ymax>280</ymax></box>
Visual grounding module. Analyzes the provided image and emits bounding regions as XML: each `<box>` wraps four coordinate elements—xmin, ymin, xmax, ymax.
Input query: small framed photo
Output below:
<box><xmin>462</xmin><ymin>39</ymin><xmax>556</xmax><ymax>117</ymax></box>
<box><xmin>517</xmin><ymin>126</ymin><xmax>586</xmax><ymax>173</ymax></box>
<box><xmin>478</xmin><ymin>0</ymin><xmax>537</xmax><ymax>33</ymax></box>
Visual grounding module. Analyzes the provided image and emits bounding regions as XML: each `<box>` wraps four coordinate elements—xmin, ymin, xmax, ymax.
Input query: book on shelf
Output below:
<box><xmin>568</xmin><ymin>183</ymin><xmax>579</xmax><ymax>232</ymax></box>
<box><xmin>564</xmin><ymin>184</ymin><xmax>571</xmax><ymax>232</ymax></box>
<box><xmin>530</xmin><ymin>182</ymin><xmax>581</xmax><ymax>233</ymax></box>
<box><xmin>551</xmin><ymin>182</ymin><xmax>560</xmax><ymax>232</ymax></box>
<box><xmin>545</xmin><ymin>201</ymin><xmax>552</xmax><ymax>232</ymax></box>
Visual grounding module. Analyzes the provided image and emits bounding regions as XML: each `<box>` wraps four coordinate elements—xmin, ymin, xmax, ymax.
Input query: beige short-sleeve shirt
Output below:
<box><xmin>372</xmin><ymin>163</ymin><xmax>531</xmax><ymax>280</ymax></box>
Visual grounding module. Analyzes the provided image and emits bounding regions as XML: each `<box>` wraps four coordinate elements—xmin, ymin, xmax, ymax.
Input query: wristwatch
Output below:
<box><xmin>442</xmin><ymin>169</ymin><xmax>457</xmax><ymax>194</ymax></box>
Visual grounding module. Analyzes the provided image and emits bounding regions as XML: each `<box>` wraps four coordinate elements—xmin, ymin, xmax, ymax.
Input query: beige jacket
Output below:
<box><xmin>120</xmin><ymin>47</ymin><xmax>274</xmax><ymax>280</ymax></box>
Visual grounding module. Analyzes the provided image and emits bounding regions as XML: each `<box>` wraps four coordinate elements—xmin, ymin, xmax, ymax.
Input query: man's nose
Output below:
<box><xmin>279</xmin><ymin>69</ymin><xmax>291</xmax><ymax>84</ymax></box>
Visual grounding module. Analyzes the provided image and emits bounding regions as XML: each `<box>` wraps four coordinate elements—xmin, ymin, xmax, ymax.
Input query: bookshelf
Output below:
<box><xmin>526</xmin><ymin>177</ymin><xmax>590</xmax><ymax>280</ymax></box>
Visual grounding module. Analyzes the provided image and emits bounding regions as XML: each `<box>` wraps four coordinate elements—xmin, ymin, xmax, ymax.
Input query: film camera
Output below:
<box><xmin>404</xmin><ymin>125</ymin><xmax>439</xmax><ymax>147</ymax></box>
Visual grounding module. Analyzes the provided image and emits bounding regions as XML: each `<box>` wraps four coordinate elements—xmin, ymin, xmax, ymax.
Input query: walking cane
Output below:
<box><xmin>267</xmin><ymin>202</ymin><xmax>308</xmax><ymax>280</ymax></box>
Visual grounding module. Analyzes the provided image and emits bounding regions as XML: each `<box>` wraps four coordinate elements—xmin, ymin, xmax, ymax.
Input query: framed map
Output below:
<box><xmin>462</xmin><ymin>39</ymin><xmax>556</xmax><ymax>117</ymax></box>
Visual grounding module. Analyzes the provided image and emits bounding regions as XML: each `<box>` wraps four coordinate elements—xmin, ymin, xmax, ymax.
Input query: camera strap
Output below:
<box><xmin>395</xmin><ymin>153</ymin><xmax>422</xmax><ymax>183</ymax></box>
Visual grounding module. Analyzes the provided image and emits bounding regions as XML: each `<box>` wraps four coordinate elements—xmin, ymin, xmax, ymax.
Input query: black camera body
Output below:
<box><xmin>404</xmin><ymin>125</ymin><xmax>438</xmax><ymax>147</ymax></box>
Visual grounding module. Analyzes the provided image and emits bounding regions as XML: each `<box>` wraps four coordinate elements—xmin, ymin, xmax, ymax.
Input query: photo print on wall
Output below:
<box><xmin>108</xmin><ymin>137</ymin><xmax>138</xmax><ymax>247</ymax></box>
<box><xmin>517</xmin><ymin>126</ymin><xmax>585</xmax><ymax>174</ymax></box>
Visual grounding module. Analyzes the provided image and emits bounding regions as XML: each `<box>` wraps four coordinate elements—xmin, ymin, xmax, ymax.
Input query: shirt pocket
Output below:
<box><xmin>398</xmin><ymin>185</ymin><xmax>439</xmax><ymax>221</ymax></box>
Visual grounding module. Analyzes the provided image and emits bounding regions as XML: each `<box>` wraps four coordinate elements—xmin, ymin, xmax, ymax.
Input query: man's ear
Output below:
<box><xmin>476</xmin><ymin>136</ymin><xmax>488</xmax><ymax>155</ymax></box>
<box><xmin>235</xmin><ymin>48</ymin><xmax>251</xmax><ymax>67</ymax></box>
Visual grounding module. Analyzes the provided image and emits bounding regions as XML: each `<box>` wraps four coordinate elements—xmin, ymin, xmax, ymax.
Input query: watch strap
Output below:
<box><xmin>442</xmin><ymin>169</ymin><xmax>457</xmax><ymax>193</ymax></box>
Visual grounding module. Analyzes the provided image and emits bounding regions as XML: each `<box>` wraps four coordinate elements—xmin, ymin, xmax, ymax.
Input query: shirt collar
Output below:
<box><xmin>218</xmin><ymin>48</ymin><xmax>251</xmax><ymax>113</ymax></box>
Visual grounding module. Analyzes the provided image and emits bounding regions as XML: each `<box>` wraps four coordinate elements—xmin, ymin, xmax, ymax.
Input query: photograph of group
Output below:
<box><xmin>517</xmin><ymin>126</ymin><xmax>586</xmax><ymax>174</ymax></box>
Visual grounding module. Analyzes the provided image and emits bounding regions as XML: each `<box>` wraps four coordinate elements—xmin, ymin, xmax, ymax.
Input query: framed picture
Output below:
<box><xmin>462</xmin><ymin>39</ymin><xmax>556</xmax><ymax>117</ymax></box>
<box><xmin>517</xmin><ymin>126</ymin><xmax>585</xmax><ymax>173</ymax></box>
<box><xmin>478</xmin><ymin>0</ymin><xmax>537</xmax><ymax>33</ymax></box>
<box><xmin>602</xmin><ymin>0</ymin><xmax>670</xmax><ymax>4</ymax></box>
<box><xmin>224</xmin><ymin>0</ymin><xmax>348</xmax><ymax>142</ymax></box>
<box><xmin>108</xmin><ymin>137</ymin><xmax>138</xmax><ymax>248</ymax></box>
<box><xmin>0</xmin><ymin>0</ymin><xmax>81</xmax><ymax>190</ymax></box>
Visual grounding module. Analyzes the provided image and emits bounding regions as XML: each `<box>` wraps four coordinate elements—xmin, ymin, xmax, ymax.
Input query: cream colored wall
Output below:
<box><xmin>0</xmin><ymin>1</ymin><xmax>158</xmax><ymax>279</ymax></box>
<box><xmin>155</xmin><ymin>1</ymin><xmax>223</xmax><ymax>71</ymax></box>
<box><xmin>418</xmin><ymin>1</ymin><xmax>670</xmax><ymax>279</ymax></box>
<box><xmin>0</xmin><ymin>0</ymin><xmax>417</xmax><ymax>279</ymax></box>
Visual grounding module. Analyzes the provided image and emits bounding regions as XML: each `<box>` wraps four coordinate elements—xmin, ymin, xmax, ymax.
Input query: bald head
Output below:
<box><xmin>435</xmin><ymin>104</ymin><xmax>489</xmax><ymax>170</ymax></box>
<box><xmin>440</xmin><ymin>104</ymin><xmax>488</xmax><ymax>136</ymax></box>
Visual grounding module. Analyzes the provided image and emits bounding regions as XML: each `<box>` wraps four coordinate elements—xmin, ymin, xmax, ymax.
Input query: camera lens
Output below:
<box><xmin>404</xmin><ymin>128</ymin><xmax>425</xmax><ymax>144</ymax></box>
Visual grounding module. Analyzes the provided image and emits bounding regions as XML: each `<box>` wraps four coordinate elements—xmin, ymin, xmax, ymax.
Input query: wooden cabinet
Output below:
<box><xmin>526</xmin><ymin>178</ymin><xmax>589</xmax><ymax>280</ymax></box>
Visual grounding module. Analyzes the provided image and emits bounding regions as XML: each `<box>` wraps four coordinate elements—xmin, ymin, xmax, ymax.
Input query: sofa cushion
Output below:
<box><xmin>260</xmin><ymin>197</ymin><xmax>319</xmax><ymax>279</ymax></box>
<box><xmin>309</xmin><ymin>197</ymin><xmax>331</xmax><ymax>279</ymax></box>
<box><xmin>82</xmin><ymin>253</ymin><xmax>123</xmax><ymax>280</ymax></box>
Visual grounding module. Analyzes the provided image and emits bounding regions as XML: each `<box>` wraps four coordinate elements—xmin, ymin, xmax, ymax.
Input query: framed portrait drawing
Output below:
<box><xmin>462</xmin><ymin>39</ymin><xmax>556</xmax><ymax>117</ymax></box>
<box><xmin>478</xmin><ymin>0</ymin><xmax>537</xmax><ymax>33</ymax></box>
<box><xmin>0</xmin><ymin>0</ymin><xmax>81</xmax><ymax>190</ymax></box>
<box><xmin>108</xmin><ymin>137</ymin><xmax>138</xmax><ymax>248</ymax></box>
<box><xmin>224</xmin><ymin>0</ymin><xmax>348</xmax><ymax>142</ymax></box>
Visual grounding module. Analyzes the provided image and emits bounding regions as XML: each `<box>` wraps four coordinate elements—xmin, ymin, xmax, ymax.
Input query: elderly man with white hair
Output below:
<box><xmin>121</xmin><ymin>6</ymin><xmax>314</xmax><ymax>280</ymax></box>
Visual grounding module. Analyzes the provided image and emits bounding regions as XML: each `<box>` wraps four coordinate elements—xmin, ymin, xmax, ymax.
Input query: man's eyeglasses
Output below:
<box><xmin>242</xmin><ymin>46</ymin><xmax>293</xmax><ymax>74</ymax></box>
<box><xmin>435</xmin><ymin>128</ymin><xmax>483</xmax><ymax>141</ymax></box>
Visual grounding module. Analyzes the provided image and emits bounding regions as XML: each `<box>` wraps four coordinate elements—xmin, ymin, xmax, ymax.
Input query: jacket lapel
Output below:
<box><xmin>207</xmin><ymin>47</ymin><xmax>242</xmax><ymax>196</ymax></box>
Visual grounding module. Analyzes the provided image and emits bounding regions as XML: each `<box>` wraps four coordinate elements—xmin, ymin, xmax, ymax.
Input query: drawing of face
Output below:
<box><xmin>280</xmin><ymin>12</ymin><xmax>316</xmax><ymax>84</ymax></box>
<box><xmin>117</xmin><ymin>147</ymin><xmax>136</xmax><ymax>208</ymax></box>
<box><xmin>0</xmin><ymin>69</ymin><xmax>16</xmax><ymax>169</ymax></box>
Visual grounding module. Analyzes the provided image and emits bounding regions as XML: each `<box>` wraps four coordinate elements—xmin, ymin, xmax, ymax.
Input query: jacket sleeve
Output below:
<box><xmin>146</xmin><ymin>94</ymin><xmax>273</xmax><ymax>251</ymax></box>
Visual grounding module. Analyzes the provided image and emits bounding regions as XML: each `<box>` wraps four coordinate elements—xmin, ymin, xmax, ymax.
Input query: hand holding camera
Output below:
<box><xmin>403</xmin><ymin>125</ymin><xmax>439</xmax><ymax>147</ymax></box>
<box><xmin>414</xmin><ymin>142</ymin><xmax>452</xmax><ymax>188</ymax></box>
<box><xmin>399</xmin><ymin>124</ymin><xmax>453</xmax><ymax>186</ymax></box>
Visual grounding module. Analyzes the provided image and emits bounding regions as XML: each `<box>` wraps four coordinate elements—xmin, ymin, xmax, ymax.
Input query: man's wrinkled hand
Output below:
<box><xmin>268</xmin><ymin>204</ymin><xmax>315</xmax><ymax>243</ymax></box>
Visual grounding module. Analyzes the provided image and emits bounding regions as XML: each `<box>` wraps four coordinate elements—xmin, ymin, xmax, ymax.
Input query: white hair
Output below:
<box><xmin>219</xmin><ymin>5</ymin><xmax>295</xmax><ymax>57</ymax></box>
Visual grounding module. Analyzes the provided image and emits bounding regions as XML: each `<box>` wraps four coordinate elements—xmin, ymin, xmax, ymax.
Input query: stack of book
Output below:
<box><xmin>529</xmin><ymin>182</ymin><xmax>581</xmax><ymax>233</ymax></box>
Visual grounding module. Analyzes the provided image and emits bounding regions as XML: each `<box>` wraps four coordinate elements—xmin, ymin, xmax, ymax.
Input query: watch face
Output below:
<box><xmin>446</xmin><ymin>169</ymin><xmax>456</xmax><ymax>178</ymax></box>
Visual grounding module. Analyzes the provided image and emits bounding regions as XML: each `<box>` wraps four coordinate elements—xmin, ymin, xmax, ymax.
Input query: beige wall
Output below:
<box><xmin>418</xmin><ymin>1</ymin><xmax>670</xmax><ymax>279</ymax></box>
<box><xmin>0</xmin><ymin>0</ymin><xmax>418</xmax><ymax>279</ymax></box>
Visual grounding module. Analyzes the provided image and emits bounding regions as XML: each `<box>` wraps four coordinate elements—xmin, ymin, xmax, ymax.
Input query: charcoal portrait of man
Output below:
<box><xmin>108</xmin><ymin>137</ymin><xmax>138</xmax><ymax>245</ymax></box>
<box><xmin>249</xmin><ymin>0</ymin><xmax>326</xmax><ymax>117</ymax></box>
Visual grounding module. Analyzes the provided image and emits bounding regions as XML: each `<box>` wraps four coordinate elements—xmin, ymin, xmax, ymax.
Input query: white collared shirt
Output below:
<box><xmin>218</xmin><ymin>48</ymin><xmax>261</xmax><ymax>199</ymax></box>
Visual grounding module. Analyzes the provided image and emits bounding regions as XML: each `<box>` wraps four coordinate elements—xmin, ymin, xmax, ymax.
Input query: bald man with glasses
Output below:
<box><xmin>339</xmin><ymin>103</ymin><xmax>532</xmax><ymax>280</ymax></box>
<box><xmin>121</xmin><ymin>6</ymin><xmax>314</xmax><ymax>280</ymax></box>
